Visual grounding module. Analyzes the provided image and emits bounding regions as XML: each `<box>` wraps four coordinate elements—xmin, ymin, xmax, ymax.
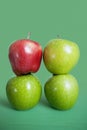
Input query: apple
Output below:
<box><xmin>9</xmin><ymin>35</ymin><xmax>42</xmax><ymax>75</ymax></box>
<box><xmin>44</xmin><ymin>74</ymin><xmax>79</xmax><ymax>110</ymax></box>
<box><xmin>6</xmin><ymin>74</ymin><xmax>42</xmax><ymax>110</ymax></box>
<box><xmin>43</xmin><ymin>39</ymin><xmax>80</xmax><ymax>74</ymax></box>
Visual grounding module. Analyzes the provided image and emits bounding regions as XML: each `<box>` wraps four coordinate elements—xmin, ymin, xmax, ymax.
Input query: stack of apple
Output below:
<box><xmin>43</xmin><ymin>38</ymin><xmax>80</xmax><ymax>110</ymax></box>
<box><xmin>6</xmin><ymin>35</ymin><xmax>42</xmax><ymax>110</ymax></box>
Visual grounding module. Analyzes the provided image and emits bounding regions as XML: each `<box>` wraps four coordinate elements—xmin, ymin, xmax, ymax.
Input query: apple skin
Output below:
<box><xmin>9</xmin><ymin>39</ymin><xmax>42</xmax><ymax>75</ymax></box>
<box><xmin>44</xmin><ymin>74</ymin><xmax>79</xmax><ymax>110</ymax></box>
<box><xmin>6</xmin><ymin>74</ymin><xmax>42</xmax><ymax>110</ymax></box>
<box><xmin>43</xmin><ymin>39</ymin><xmax>80</xmax><ymax>74</ymax></box>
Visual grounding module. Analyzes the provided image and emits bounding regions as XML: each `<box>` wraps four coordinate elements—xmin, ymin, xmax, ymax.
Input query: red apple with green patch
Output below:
<box><xmin>9</xmin><ymin>33</ymin><xmax>42</xmax><ymax>75</ymax></box>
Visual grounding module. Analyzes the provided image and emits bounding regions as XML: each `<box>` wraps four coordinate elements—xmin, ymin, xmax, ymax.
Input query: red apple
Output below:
<box><xmin>9</xmin><ymin>36</ymin><xmax>42</xmax><ymax>75</ymax></box>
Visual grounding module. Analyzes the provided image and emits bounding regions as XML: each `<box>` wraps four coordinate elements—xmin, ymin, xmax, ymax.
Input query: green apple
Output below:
<box><xmin>44</xmin><ymin>74</ymin><xmax>79</xmax><ymax>110</ymax></box>
<box><xmin>6</xmin><ymin>74</ymin><xmax>42</xmax><ymax>110</ymax></box>
<box><xmin>43</xmin><ymin>39</ymin><xmax>80</xmax><ymax>74</ymax></box>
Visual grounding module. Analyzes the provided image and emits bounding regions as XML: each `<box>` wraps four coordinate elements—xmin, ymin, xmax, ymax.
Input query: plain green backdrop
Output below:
<box><xmin>0</xmin><ymin>0</ymin><xmax>87</xmax><ymax>130</ymax></box>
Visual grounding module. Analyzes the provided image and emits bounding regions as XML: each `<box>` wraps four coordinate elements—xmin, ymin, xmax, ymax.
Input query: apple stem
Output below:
<box><xmin>27</xmin><ymin>32</ymin><xmax>31</xmax><ymax>39</ymax></box>
<box><xmin>57</xmin><ymin>35</ymin><xmax>61</xmax><ymax>39</ymax></box>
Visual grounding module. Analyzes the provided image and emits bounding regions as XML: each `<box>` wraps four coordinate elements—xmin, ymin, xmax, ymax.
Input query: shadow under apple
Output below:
<box><xmin>39</xmin><ymin>96</ymin><xmax>51</xmax><ymax>108</ymax></box>
<box><xmin>0</xmin><ymin>97</ymin><xmax>12</xmax><ymax>110</ymax></box>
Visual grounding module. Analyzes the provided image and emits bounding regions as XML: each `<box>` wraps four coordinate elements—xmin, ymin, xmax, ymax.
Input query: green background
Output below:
<box><xmin>0</xmin><ymin>0</ymin><xmax>87</xmax><ymax>129</ymax></box>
